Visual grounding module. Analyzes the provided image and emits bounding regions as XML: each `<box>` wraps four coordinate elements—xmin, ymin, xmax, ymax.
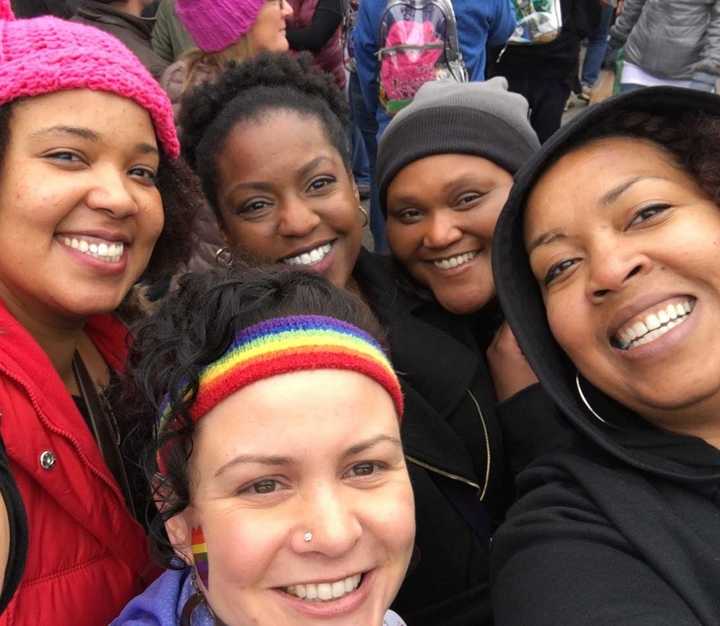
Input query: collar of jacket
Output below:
<box><xmin>354</xmin><ymin>249</ymin><xmax>484</xmax><ymax>481</ymax></box>
<box><xmin>75</xmin><ymin>1</ymin><xmax>155</xmax><ymax>38</ymax></box>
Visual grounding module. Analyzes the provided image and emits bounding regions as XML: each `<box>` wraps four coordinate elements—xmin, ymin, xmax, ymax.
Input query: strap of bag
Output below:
<box><xmin>72</xmin><ymin>353</ymin><xmax>137</xmax><ymax>519</ymax></box>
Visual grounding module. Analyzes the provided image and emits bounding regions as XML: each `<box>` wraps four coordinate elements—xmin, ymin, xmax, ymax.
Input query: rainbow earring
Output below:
<box><xmin>191</xmin><ymin>527</ymin><xmax>209</xmax><ymax>589</ymax></box>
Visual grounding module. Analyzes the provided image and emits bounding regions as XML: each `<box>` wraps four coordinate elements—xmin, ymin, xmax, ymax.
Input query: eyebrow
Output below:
<box><xmin>30</xmin><ymin>125</ymin><xmax>159</xmax><ymax>156</ymax></box>
<box><xmin>213</xmin><ymin>434</ymin><xmax>402</xmax><ymax>478</ymax></box>
<box><xmin>298</xmin><ymin>155</ymin><xmax>334</xmax><ymax>179</ymax></box>
<box><xmin>599</xmin><ymin>175</ymin><xmax>667</xmax><ymax>207</ymax></box>
<box><xmin>528</xmin><ymin>175</ymin><xmax>670</xmax><ymax>254</ymax></box>
<box><xmin>527</xmin><ymin>228</ymin><xmax>566</xmax><ymax>255</ymax></box>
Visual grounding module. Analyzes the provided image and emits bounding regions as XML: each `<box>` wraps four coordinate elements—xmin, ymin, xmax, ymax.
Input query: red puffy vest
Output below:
<box><xmin>0</xmin><ymin>305</ymin><xmax>155</xmax><ymax>625</ymax></box>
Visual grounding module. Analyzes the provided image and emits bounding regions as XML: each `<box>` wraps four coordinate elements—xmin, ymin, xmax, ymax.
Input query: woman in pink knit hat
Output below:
<box><xmin>0</xmin><ymin>2</ymin><xmax>201</xmax><ymax>624</ymax></box>
<box><xmin>162</xmin><ymin>0</ymin><xmax>294</xmax><ymax>115</ymax></box>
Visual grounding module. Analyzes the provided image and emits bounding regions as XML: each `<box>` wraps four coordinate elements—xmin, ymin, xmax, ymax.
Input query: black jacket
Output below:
<box><xmin>491</xmin><ymin>87</ymin><xmax>720</xmax><ymax>626</ymax></box>
<box><xmin>355</xmin><ymin>250</ymin><xmax>564</xmax><ymax>626</ymax></box>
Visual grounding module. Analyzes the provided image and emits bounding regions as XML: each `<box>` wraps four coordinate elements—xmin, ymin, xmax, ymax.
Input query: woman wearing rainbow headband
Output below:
<box><xmin>114</xmin><ymin>266</ymin><xmax>414</xmax><ymax>626</ymax></box>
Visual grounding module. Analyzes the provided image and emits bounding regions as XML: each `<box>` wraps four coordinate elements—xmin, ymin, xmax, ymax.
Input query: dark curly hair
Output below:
<box><xmin>123</xmin><ymin>264</ymin><xmax>386</xmax><ymax>567</ymax></box>
<box><xmin>0</xmin><ymin>101</ymin><xmax>202</xmax><ymax>280</ymax></box>
<box><xmin>567</xmin><ymin>109</ymin><xmax>720</xmax><ymax>206</ymax></box>
<box><xmin>179</xmin><ymin>52</ymin><xmax>351</xmax><ymax>217</ymax></box>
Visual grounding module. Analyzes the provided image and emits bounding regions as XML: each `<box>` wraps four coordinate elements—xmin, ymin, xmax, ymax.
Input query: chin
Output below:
<box><xmin>437</xmin><ymin>291</ymin><xmax>493</xmax><ymax>316</ymax></box>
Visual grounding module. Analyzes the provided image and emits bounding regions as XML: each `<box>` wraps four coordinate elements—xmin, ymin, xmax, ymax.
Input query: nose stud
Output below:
<box><xmin>304</xmin><ymin>531</ymin><xmax>313</xmax><ymax>543</ymax></box>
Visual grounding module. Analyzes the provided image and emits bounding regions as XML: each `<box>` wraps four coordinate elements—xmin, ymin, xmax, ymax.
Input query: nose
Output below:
<box><xmin>277</xmin><ymin>199</ymin><xmax>321</xmax><ymax>238</ymax></box>
<box><xmin>586</xmin><ymin>241</ymin><xmax>650</xmax><ymax>302</ymax></box>
<box><xmin>85</xmin><ymin>165</ymin><xmax>139</xmax><ymax>219</ymax></box>
<box><xmin>293</xmin><ymin>486</ymin><xmax>362</xmax><ymax>558</ymax></box>
<box><xmin>281</xmin><ymin>0</ymin><xmax>293</xmax><ymax>19</ymax></box>
<box><xmin>422</xmin><ymin>211</ymin><xmax>463</xmax><ymax>250</ymax></box>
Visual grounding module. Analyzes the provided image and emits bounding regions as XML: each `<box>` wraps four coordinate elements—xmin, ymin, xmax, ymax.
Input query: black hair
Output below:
<box><xmin>565</xmin><ymin>109</ymin><xmax>720</xmax><ymax>206</ymax></box>
<box><xmin>179</xmin><ymin>52</ymin><xmax>351</xmax><ymax>217</ymax></box>
<box><xmin>0</xmin><ymin>101</ymin><xmax>202</xmax><ymax>280</ymax></box>
<box><xmin>123</xmin><ymin>264</ymin><xmax>386</xmax><ymax>567</ymax></box>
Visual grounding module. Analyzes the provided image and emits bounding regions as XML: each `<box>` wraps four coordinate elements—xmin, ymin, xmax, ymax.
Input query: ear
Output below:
<box><xmin>165</xmin><ymin>510</ymin><xmax>194</xmax><ymax>566</ymax></box>
<box><xmin>351</xmin><ymin>177</ymin><xmax>360</xmax><ymax>205</ymax></box>
<box><xmin>151</xmin><ymin>473</ymin><xmax>194</xmax><ymax>565</ymax></box>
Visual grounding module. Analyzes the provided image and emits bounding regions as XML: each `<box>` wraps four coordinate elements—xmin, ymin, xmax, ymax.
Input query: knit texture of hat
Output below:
<box><xmin>0</xmin><ymin>0</ymin><xmax>179</xmax><ymax>158</ymax></box>
<box><xmin>376</xmin><ymin>78</ymin><xmax>541</xmax><ymax>216</ymax></box>
<box><xmin>176</xmin><ymin>0</ymin><xmax>265</xmax><ymax>53</ymax></box>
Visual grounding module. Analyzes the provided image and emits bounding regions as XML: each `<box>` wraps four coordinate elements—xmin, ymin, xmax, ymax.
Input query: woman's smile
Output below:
<box><xmin>610</xmin><ymin>296</ymin><xmax>696</xmax><ymax>351</ymax></box>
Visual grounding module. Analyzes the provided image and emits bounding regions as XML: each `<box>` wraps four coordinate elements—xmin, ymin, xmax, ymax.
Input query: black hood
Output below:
<box><xmin>492</xmin><ymin>87</ymin><xmax>720</xmax><ymax>485</ymax></box>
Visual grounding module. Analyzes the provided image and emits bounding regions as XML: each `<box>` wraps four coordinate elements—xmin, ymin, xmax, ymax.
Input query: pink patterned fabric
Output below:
<box><xmin>0</xmin><ymin>0</ymin><xmax>179</xmax><ymax>158</ymax></box>
<box><xmin>176</xmin><ymin>0</ymin><xmax>265</xmax><ymax>53</ymax></box>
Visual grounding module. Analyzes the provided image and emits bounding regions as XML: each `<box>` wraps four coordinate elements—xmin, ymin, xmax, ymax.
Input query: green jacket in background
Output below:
<box><xmin>151</xmin><ymin>0</ymin><xmax>195</xmax><ymax>63</ymax></box>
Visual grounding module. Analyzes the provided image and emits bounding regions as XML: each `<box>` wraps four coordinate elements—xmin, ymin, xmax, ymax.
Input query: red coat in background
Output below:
<box><xmin>0</xmin><ymin>303</ymin><xmax>154</xmax><ymax>625</ymax></box>
<box><xmin>287</xmin><ymin>0</ymin><xmax>346</xmax><ymax>88</ymax></box>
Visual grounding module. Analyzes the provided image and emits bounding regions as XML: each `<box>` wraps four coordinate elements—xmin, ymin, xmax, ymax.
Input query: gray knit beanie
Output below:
<box><xmin>376</xmin><ymin>77</ymin><xmax>541</xmax><ymax>216</ymax></box>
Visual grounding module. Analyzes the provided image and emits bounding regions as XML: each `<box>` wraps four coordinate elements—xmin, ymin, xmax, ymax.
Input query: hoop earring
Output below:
<box><xmin>575</xmin><ymin>372</ymin><xmax>619</xmax><ymax>429</ymax></box>
<box><xmin>214</xmin><ymin>246</ymin><xmax>233</xmax><ymax>268</ymax></box>
<box><xmin>359</xmin><ymin>205</ymin><xmax>369</xmax><ymax>228</ymax></box>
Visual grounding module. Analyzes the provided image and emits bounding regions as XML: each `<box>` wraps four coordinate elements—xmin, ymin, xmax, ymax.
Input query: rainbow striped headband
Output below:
<box><xmin>157</xmin><ymin>315</ymin><xmax>404</xmax><ymax>433</ymax></box>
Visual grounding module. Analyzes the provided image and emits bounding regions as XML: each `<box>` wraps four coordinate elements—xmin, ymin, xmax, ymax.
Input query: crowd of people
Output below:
<box><xmin>1</xmin><ymin>0</ymin><xmax>720</xmax><ymax>624</ymax></box>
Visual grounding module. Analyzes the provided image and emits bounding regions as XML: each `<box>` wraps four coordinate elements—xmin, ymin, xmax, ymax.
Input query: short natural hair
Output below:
<box><xmin>179</xmin><ymin>52</ymin><xmax>350</xmax><ymax>217</ymax></box>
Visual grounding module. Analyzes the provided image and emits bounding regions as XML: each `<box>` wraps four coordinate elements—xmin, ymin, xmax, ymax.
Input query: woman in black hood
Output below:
<box><xmin>491</xmin><ymin>87</ymin><xmax>720</xmax><ymax>626</ymax></box>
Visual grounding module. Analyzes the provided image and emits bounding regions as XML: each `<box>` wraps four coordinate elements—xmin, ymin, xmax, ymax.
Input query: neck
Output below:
<box><xmin>0</xmin><ymin>286</ymin><xmax>85</xmax><ymax>391</ymax></box>
<box><xmin>109</xmin><ymin>0</ymin><xmax>143</xmax><ymax>17</ymax></box>
<box><xmin>646</xmin><ymin>397</ymin><xmax>720</xmax><ymax>451</ymax></box>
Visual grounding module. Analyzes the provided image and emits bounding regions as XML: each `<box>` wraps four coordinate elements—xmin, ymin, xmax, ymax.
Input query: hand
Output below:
<box><xmin>487</xmin><ymin>323</ymin><xmax>539</xmax><ymax>403</ymax></box>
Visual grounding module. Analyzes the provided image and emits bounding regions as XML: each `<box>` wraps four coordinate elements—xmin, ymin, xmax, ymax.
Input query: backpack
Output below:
<box><xmin>508</xmin><ymin>0</ymin><xmax>563</xmax><ymax>45</ymax></box>
<box><xmin>377</xmin><ymin>0</ymin><xmax>468</xmax><ymax>116</ymax></box>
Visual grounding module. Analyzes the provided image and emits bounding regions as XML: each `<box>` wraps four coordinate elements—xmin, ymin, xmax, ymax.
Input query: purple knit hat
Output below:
<box><xmin>176</xmin><ymin>0</ymin><xmax>266</xmax><ymax>53</ymax></box>
<box><xmin>0</xmin><ymin>0</ymin><xmax>179</xmax><ymax>158</ymax></box>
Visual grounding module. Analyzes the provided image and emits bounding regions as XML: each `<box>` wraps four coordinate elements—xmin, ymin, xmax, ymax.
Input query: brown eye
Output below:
<box><xmin>544</xmin><ymin>258</ymin><xmax>578</xmax><ymax>286</ymax></box>
<box><xmin>628</xmin><ymin>204</ymin><xmax>671</xmax><ymax>228</ymax></box>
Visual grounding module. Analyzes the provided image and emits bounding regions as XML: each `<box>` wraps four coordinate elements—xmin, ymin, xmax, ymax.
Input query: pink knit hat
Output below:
<box><xmin>176</xmin><ymin>0</ymin><xmax>265</xmax><ymax>53</ymax></box>
<box><xmin>0</xmin><ymin>0</ymin><xmax>179</xmax><ymax>158</ymax></box>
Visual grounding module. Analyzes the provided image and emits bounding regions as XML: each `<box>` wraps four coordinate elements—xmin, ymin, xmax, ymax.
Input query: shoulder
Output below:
<box><xmin>111</xmin><ymin>568</ymin><xmax>190</xmax><ymax>625</ymax></box>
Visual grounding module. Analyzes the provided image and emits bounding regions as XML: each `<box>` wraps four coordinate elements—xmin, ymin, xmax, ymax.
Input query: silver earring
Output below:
<box><xmin>214</xmin><ymin>246</ymin><xmax>233</xmax><ymax>267</ymax></box>
<box><xmin>359</xmin><ymin>205</ymin><xmax>369</xmax><ymax>228</ymax></box>
<box><xmin>575</xmin><ymin>373</ymin><xmax>618</xmax><ymax>429</ymax></box>
<box><xmin>303</xmin><ymin>530</ymin><xmax>313</xmax><ymax>543</ymax></box>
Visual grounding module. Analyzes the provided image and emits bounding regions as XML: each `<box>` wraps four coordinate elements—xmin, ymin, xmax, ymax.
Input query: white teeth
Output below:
<box><xmin>433</xmin><ymin>251</ymin><xmax>477</xmax><ymax>270</ymax></box>
<box><xmin>285</xmin><ymin>574</ymin><xmax>362</xmax><ymax>602</ymax></box>
<box><xmin>615</xmin><ymin>299</ymin><xmax>695</xmax><ymax>350</ymax></box>
<box><xmin>645</xmin><ymin>314</ymin><xmax>660</xmax><ymax>331</ymax></box>
<box><xmin>60</xmin><ymin>236</ymin><xmax>124</xmax><ymax>263</ymax></box>
<box><xmin>317</xmin><ymin>583</ymin><xmax>332</xmax><ymax>600</ymax></box>
<box><xmin>331</xmin><ymin>581</ymin><xmax>345</xmax><ymax>598</ymax></box>
<box><xmin>283</xmin><ymin>243</ymin><xmax>332</xmax><ymax>266</ymax></box>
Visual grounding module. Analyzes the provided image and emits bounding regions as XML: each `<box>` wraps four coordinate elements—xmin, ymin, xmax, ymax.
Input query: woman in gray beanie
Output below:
<box><xmin>376</xmin><ymin>77</ymin><xmax>543</xmax><ymax>402</ymax></box>
<box><xmin>372</xmin><ymin>76</ymin><xmax>572</xmax><ymax>619</ymax></box>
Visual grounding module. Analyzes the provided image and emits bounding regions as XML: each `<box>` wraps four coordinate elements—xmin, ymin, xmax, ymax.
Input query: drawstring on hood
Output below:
<box><xmin>492</xmin><ymin>86</ymin><xmax>720</xmax><ymax>486</ymax></box>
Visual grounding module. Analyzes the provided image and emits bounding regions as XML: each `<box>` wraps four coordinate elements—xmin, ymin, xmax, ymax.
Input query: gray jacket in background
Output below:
<box><xmin>610</xmin><ymin>0</ymin><xmax>720</xmax><ymax>81</ymax></box>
